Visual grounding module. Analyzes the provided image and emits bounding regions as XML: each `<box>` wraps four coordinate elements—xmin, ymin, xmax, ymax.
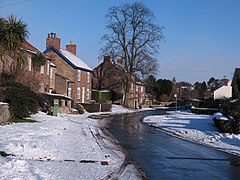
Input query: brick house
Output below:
<box><xmin>44</xmin><ymin>33</ymin><xmax>92</xmax><ymax>103</ymax></box>
<box><xmin>21</xmin><ymin>40</ymin><xmax>55</xmax><ymax>93</ymax></box>
<box><xmin>92</xmin><ymin>56</ymin><xmax>149</xmax><ymax>108</ymax></box>
<box><xmin>0</xmin><ymin>39</ymin><xmax>53</xmax><ymax>93</ymax></box>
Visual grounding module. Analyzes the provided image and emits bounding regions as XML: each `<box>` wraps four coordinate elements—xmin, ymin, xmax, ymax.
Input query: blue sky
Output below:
<box><xmin>1</xmin><ymin>0</ymin><xmax>240</xmax><ymax>83</ymax></box>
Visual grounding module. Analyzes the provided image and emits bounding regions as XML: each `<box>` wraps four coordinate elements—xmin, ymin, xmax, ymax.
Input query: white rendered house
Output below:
<box><xmin>214</xmin><ymin>81</ymin><xmax>232</xmax><ymax>100</ymax></box>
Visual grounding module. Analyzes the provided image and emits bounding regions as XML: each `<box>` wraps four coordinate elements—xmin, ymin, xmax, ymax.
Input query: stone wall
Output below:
<box><xmin>0</xmin><ymin>103</ymin><xmax>11</xmax><ymax>124</ymax></box>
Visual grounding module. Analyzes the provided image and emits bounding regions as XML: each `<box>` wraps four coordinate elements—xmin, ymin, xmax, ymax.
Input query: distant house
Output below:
<box><xmin>214</xmin><ymin>80</ymin><xmax>232</xmax><ymax>100</ymax></box>
<box><xmin>92</xmin><ymin>56</ymin><xmax>124</xmax><ymax>93</ymax></box>
<box><xmin>92</xmin><ymin>56</ymin><xmax>150</xmax><ymax>108</ymax></box>
<box><xmin>44</xmin><ymin>33</ymin><xmax>92</xmax><ymax>103</ymax></box>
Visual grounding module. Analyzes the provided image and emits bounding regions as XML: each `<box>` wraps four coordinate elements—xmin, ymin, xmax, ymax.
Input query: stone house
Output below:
<box><xmin>92</xmin><ymin>56</ymin><xmax>149</xmax><ymax>108</ymax></box>
<box><xmin>44</xmin><ymin>33</ymin><xmax>92</xmax><ymax>103</ymax></box>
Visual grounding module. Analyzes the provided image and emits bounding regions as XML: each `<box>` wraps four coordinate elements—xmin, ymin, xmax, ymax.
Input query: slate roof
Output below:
<box><xmin>21</xmin><ymin>40</ymin><xmax>41</xmax><ymax>54</ymax></box>
<box><xmin>44</xmin><ymin>46</ymin><xmax>92</xmax><ymax>72</ymax></box>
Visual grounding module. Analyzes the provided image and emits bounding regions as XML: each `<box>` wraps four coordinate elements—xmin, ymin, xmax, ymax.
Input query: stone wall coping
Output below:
<box><xmin>0</xmin><ymin>102</ymin><xmax>8</xmax><ymax>105</ymax></box>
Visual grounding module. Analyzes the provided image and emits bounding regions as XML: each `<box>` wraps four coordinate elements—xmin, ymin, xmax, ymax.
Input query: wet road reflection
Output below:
<box><xmin>106</xmin><ymin>110</ymin><xmax>240</xmax><ymax>180</ymax></box>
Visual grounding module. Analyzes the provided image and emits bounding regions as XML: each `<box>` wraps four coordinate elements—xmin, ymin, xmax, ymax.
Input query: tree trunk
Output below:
<box><xmin>123</xmin><ymin>74</ymin><xmax>132</xmax><ymax>107</ymax></box>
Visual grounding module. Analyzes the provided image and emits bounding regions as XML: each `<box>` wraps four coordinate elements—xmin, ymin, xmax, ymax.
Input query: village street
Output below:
<box><xmin>0</xmin><ymin>106</ymin><xmax>240</xmax><ymax>179</ymax></box>
<box><xmin>0</xmin><ymin>106</ymin><xmax>142</xmax><ymax>180</ymax></box>
<box><xmin>108</xmin><ymin>110</ymin><xmax>240</xmax><ymax>179</ymax></box>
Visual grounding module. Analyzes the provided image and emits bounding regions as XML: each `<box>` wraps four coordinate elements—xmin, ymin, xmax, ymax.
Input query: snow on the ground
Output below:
<box><xmin>0</xmin><ymin>105</ymin><xmax>140</xmax><ymax>180</ymax></box>
<box><xmin>143</xmin><ymin>111</ymin><xmax>240</xmax><ymax>156</ymax></box>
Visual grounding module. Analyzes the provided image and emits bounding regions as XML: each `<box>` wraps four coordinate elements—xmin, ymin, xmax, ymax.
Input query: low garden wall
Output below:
<box><xmin>81</xmin><ymin>103</ymin><xmax>112</xmax><ymax>113</ymax></box>
<box><xmin>0</xmin><ymin>102</ymin><xmax>11</xmax><ymax>124</ymax></box>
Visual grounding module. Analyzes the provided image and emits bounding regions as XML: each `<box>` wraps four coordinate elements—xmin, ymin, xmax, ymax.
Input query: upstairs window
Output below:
<box><xmin>131</xmin><ymin>83</ymin><xmax>134</xmax><ymax>91</ymax></box>
<box><xmin>78</xmin><ymin>70</ymin><xmax>81</xmax><ymax>81</ymax></box>
<box><xmin>68</xmin><ymin>87</ymin><xmax>72</xmax><ymax>98</ymax></box>
<box><xmin>28</xmin><ymin>57</ymin><xmax>32</xmax><ymax>71</ymax></box>
<box><xmin>47</xmin><ymin>63</ymin><xmax>50</xmax><ymax>75</ymax></box>
<box><xmin>50</xmin><ymin>67</ymin><xmax>53</xmax><ymax>79</ymax></box>
<box><xmin>40</xmin><ymin>65</ymin><xmax>44</xmax><ymax>74</ymax></box>
<box><xmin>87</xmin><ymin>72</ymin><xmax>90</xmax><ymax>84</ymax></box>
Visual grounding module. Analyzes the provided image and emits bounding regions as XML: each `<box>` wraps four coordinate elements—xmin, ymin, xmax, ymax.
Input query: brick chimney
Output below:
<box><xmin>103</xmin><ymin>56</ymin><xmax>110</xmax><ymax>63</ymax></box>
<box><xmin>46</xmin><ymin>33</ymin><xmax>61</xmax><ymax>51</ymax></box>
<box><xmin>66</xmin><ymin>40</ymin><xmax>76</xmax><ymax>55</ymax></box>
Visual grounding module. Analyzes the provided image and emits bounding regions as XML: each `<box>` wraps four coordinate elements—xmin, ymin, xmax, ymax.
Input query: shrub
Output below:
<box><xmin>0</xmin><ymin>82</ymin><xmax>41</xmax><ymax>119</ymax></box>
<box><xmin>73</xmin><ymin>103</ymin><xmax>85</xmax><ymax>114</ymax></box>
<box><xmin>110</xmin><ymin>90</ymin><xmax>123</xmax><ymax>102</ymax></box>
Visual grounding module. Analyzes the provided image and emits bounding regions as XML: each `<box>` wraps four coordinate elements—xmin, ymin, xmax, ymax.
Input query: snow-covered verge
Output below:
<box><xmin>0</xmin><ymin>105</ymin><xmax>140</xmax><ymax>180</ymax></box>
<box><xmin>143</xmin><ymin>111</ymin><xmax>240</xmax><ymax>156</ymax></box>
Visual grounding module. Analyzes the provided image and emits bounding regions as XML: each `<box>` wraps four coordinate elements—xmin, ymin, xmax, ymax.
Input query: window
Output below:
<box><xmin>40</xmin><ymin>65</ymin><xmax>44</xmax><ymax>74</ymax></box>
<box><xmin>131</xmin><ymin>83</ymin><xmax>134</xmax><ymax>91</ymax></box>
<box><xmin>50</xmin><ymin>67</ymin><xmax>53</xmax><ymax>79</ymax></box>
<box><xmin>141</xmin><ymin>86</ymin><xmax>144</xmax><ymax>92</ymax></box>
<box><xmin>136</xmin><ymin>85</ymin><xmax>138</xmax><ymax>92</ymax></box>
<box><xmin>47</xmin><ymin>63</ymin><xmax>50</xmax><ymax>75</ymax></box>
<box><xmin>82</xmin><ymin>87</ymin><xmax>85</xmax><ymax>103</ymax></box>
<box><xmin>86</xmin><ymin>88</ymin><xmax>90</xmax><ymax>100</ymax></box>
<box><xmin>28</xmin><ymin>57</ymin><xmax>32</xmax><ymax>71</ymax></box>
<box><xmin>39</xmin><ymin>83</ymin><xmax>44</xmax><ymax>92</ymax></box>
<box><xmin>77</xmin><ymin>87</ymin><xmax>81</xmax><ymax>100</ymax></box>
<box><xmin>78</xmin><ymin>70</ymin><xmax>81</xmax><ymax>81</ymax></box>
<box><xmin>87</xmin><ymin>72</ymin><xmax>90</xmax><ymax>84</ymax></box>
<box><xmin>68</xmin><ymin>87</ymin><xmax>72</xmax><ymax>98</ymax></box>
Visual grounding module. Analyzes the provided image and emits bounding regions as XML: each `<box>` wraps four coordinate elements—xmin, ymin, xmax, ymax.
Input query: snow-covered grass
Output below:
<box><xmin>0</xmin><ymin>105</ymin><xmax>139</xmax><ymax>180</ymax></box>
<box><xmin>143</xmin><ymin>111</ymin><xmax>240</xmax><ymax>156</ymax></box>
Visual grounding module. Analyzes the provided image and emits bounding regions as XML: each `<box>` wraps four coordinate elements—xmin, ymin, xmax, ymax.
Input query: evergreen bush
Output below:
<box><xmin>0</xmin><ymin>82</ymin><xmax>41</xmax><ymax>119</ymax></box>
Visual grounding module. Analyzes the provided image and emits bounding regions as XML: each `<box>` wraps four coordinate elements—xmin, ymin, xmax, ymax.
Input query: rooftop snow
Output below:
<box><xmin>60</xmin><ymin>49</ymin><xmax>92</xmax><ymax>71</ymax></box>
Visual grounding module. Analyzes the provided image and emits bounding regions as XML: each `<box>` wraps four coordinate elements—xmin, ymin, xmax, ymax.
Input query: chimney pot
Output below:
<box><xmin>46</xmin><ymin>33</ymin><xmax>61</xmax><ymax>50</ymax></box>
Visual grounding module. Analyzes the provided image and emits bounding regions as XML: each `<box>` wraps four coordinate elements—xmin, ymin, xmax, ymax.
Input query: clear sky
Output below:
<box><xmin>1</xmin><ymin>0</ymin><xmax>240</xmax><ymax>83</ymax></box>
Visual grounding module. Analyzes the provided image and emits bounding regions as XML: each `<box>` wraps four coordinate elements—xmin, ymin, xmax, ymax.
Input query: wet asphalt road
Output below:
<box><xmin>106</xmin><ymin>110</ymin><xmax>240</xmax><ymax>180</ymax></box>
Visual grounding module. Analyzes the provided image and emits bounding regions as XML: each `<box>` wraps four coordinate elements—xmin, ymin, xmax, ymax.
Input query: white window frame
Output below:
<box><xmin>68</xmin><ymin>87</ymin><xmax>72</xmax><ymax>98</ymax></box>
<box><xmin>39</xmin><ymin>82</ymin><xmax>44</xmax><ymax>93</ymax></box>
<box><xmin>77</xmin><ymin>87</ymin><xmax>81</xmax><ymax>100</ymax></box>
<box><xmin>40</xmin><ymin>65</ymin><xmax>44</xmax><ymax>74</ymax></box>
<box><xmin>78</xmin><ymin>70</ymin><xmax>81</xmax><ymax>81</ymax></box>
<box><xmin>82</xmin><ymin>87</ymin><xmax>85</xmax><ymax>103</ymax></box>
<box><xmin>87</xmin><ymin>72</ymin><xmax>90</xmax><ymax>84</ymax></box>
<box><xmin>28</xmin><ymin>57</ymin><xmax>32</xmax><ymax>71</ymax></box>
<box><xmin>86</xmin><ymin>88</ymin><xmax>90</xmax><ymax>100</ymax></box>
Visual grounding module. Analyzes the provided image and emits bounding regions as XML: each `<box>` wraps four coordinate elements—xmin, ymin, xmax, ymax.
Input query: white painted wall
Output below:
<box><xmin>214</xmin><ymin>81</ymin><xmax>232</xmax><ymax>100</ymax></box>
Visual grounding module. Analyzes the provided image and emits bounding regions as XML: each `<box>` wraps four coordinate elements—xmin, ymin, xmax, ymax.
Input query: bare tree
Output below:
<box><xmin>101</xmin><ymin>2</ymin><xmax>164</xmax><ymax>106</ymax></box>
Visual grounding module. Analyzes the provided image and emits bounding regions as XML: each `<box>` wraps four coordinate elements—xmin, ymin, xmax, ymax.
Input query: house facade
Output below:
<box><xmin>214</xmin><ymin>80</ymin><xmax>232</xmax><ymax>100</ymax></box>
<box><xmin>92</xmin><ymin>56</ymin><xmax>149</xmax><ymax>108</ymax></box>
<box><xmin>21</xmin><ymin>40</ymin><xmax>55</xmax><ymax>93</ymax></box>
<box><xmin>44</xmin><ymin>33</ymin><xmax>92</xmax><ymax>103</ymax></box>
